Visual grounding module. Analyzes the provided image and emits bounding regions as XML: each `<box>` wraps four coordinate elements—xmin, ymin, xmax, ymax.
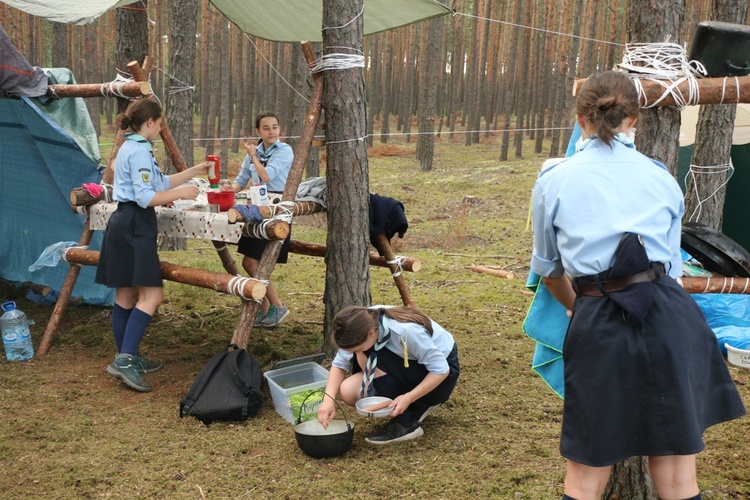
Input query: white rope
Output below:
<box><xmin>742</xmin><ymin>279</ymin><xmax>749</xmax><ymax>294</ymax></box>
<box><xmin>100</xmin><ymin>74</ymin><xmax>135</xmax><ymax>99</ymax></box>
<box><xmin>719</xmin><ymin>76</ymin><xmax>741</xmax><ymax>104</ymax></box>
<box><xmin>703</xmin><ymin>276</ymin><xmax>711</xmax><ymax>294</ymax></box>
<box><xmin>98</xmin><ymin>127</ymin><xmax>576</xmax><ymax>147</ymax></box>
<box><xmin>101</xmin><ymin>183</ymin><xmax>114</xmax><ymax>202</ymax></box>
<box><xmin>326</xmin><ymin>136</ymin><xmax>368</xmax><ymax>145</ymax></box>
<box><xmin>244</xmin><ymin>33</ymin><xmax>310</xmax><ymax>103</ymax></box>
<box><xmin>616</xmin><ymin>41</ymin><xmax>707</xmax><ymax>110</ymax></box>
<box><xmin>274</xmin><ymin>201</ymin><xmax>295</xmax><ymax>224</ymax></box>
<box><xmin>61</xmin><ymin>245</ymin><xmax>89</xmax><ymax>264</ymax></box>
<box><xmin>322</xmin><ymin>4</ymin><xmax>365</xmax><ymax>30</ymax></box>
<box><xmin>386</xmin><ymin>256</ymin><xmax>405</xmax><ymax>278</ymax></box>
<box><xmin>684</xmin><ymin>162</ymin><xmax>734</xmax><ymax>222</ymax></box>
<box><xmin>309</xmin><ymin>53</ymin><xmax>365</xmax><ymax>73</ymax></box>
<box><xmin>226</xmin><ymin>275</ymin><xmax>267</xmax><ymax>300</ymax></box>
<box><xmin>454</xmin><ymin>10</ymin><xmax>625</xmax><ymax>47</ymax></box>
<box><xmin>154</xmin><ymin>66</ymin><xmax>195</xmax><ymax>95</ymax></box>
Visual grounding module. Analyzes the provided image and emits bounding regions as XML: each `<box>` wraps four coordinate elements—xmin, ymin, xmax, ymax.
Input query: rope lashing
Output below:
<box><xmin>683</xmin><ymin>162</ymin><xmax>734</xmax><ymax>223</ymax></box>
<box><xmin>616</xmin><ymin>41</ymin><xmax>707</xmax><ymax>110</ymax></box>
<box><xmin>226</xmin><ymin>275</ymin><xmax>266</xmax><ymax>301</ymax></box>
<box><xmin>386</xmin><ymin>256</ymin><xmax>405</xmax><ymax>278</ymax></box>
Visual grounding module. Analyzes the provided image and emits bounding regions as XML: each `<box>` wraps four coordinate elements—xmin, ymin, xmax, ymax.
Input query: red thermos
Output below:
<box><xmin>206</xmin><ymin>155</ymin><xmax>221</xmax><ymax>187</ymax></box>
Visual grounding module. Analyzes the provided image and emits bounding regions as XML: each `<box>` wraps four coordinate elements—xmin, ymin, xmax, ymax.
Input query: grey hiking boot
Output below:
<box><xmin>260</xmin><ymin>304</ymin><xmax>290</xmax><ymax>328</ymax></box>
<box><xmin>133</xmin><ymin>353</ymin><xmax>163</xmax><ymax>374</ymax></box>
<box><xmin>254</xmin><ymin>307</ymin><xmax>268</xmax><ymax>327</ymax></box>
<box><xmin>107</xmin><ymin>354</ymin><xmax>152</xmax><ymax>392</ymax></box>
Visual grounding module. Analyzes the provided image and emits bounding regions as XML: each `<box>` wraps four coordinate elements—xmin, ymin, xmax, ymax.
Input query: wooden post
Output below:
<box><xmin>573</xmin><ymin>74</ymin><xmax>750</xmax><ymax>106</ymax></box>
<box><xmin>226</xmin><ymin>200</ymin><xmax>324</xmax><ymax>223</ymax></box>
<box><xmin>58</xmin><ymin>248</ymin><xmax>266</xmax><ymax>299</ymax></box>
<box><xmin>288</xmin><ymin>240</ymin><xmax>422</xmax><ymax>272</ymax></box>
<box><xmin>681</xmin><ymin>276</ymin><xmax>750</xmax><ymax>294</ymax></box>
<box><xmin>231</xmin><ymin>41</ymin><xmax>323</xmax><ymax>349</ymax></box>
<box><xmin>376</xmin><ymin>234</ymin><xmax>415</xmax><ymax>307</ymax></box>
<box><xmin>37</xmin><ymin>224</ymin><xmax>94</xmax><ymax>355</ymax></box>
<box><xmin>45</xmin><ymin>81</ymin><xmax>151</xmax><ymax>99</ymax></box>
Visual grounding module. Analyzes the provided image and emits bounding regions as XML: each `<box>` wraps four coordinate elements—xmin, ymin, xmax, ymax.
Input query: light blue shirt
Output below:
<box><xmin>332</xmin><ymin>316</ymin><xmax>456</xmax><ymax>375</ymax></box>
<box><xmin>113</xmin><ymin>134</ymin><xmax>169</xmax><ymax>208</ymax></box>
<box><xmin>234</xmin><ymin>140</ymin><xmax>293</xmax><ymax>193</ymax></box>
<box><xmin>531</xmin><ymin>138</ymin><xmax>684</xmax><ymax>279</ymax></box>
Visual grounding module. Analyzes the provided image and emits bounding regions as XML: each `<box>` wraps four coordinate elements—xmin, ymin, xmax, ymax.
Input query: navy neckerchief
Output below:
<box><xmin>360</xmin><ymin>312</ymin><xmax>391</xmax><ymax>398</ymax></box>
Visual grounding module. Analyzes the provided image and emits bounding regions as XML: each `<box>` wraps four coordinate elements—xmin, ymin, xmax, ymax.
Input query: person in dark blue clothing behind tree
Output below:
<box><xmin>318</xmin><ymin>305</ymin><xmax>459</xmax><ymax>445</ymax></box>
<box><xmin>530</xmin><ymin>71</ymin><xmax>745</xmax><ymax>500</ymax></box>
<box><xmin>96</xmin><ymin>99</ymin><xmax>211</xmax><ymax>393</ymax></box>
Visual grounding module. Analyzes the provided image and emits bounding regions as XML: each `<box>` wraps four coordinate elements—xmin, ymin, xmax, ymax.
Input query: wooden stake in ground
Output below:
<box><xmin>289</xmin><ymin>240</ymin><xmax>422</xmax><ymax>272</ymax></box>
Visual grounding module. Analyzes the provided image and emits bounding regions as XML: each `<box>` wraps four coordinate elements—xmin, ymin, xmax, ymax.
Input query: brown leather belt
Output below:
<box><xmin>572</xmin><ymin>263</ymin><xmax>666</xmax><ymax>297</ymax></box>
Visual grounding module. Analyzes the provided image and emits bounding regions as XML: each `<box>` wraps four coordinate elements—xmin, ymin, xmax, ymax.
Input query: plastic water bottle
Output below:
<box><xmin>1</xmin><ymin>301</ymin><xmax>34</xmax><ymax>361</ymax></box>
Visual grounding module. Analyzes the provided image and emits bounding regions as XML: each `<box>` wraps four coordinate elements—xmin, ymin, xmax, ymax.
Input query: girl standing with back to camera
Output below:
<box><xmin>225</xmin><ymin>112</ymin><xmax>294</xmax><ymax>328</ymax></box>
<box><xmin>530</xmin><ymin>71</ymin><xmax>744</xmax><ymax>500</ymax></box>
<box><xmin>96</xmin><ymin>99</ymin><xmax>210</xmax><ymax>393</ymax></box>
<box><xmin>318</xmin><ymin>305</ymin><xmax>460</xmax><ymax>445</ymax></box>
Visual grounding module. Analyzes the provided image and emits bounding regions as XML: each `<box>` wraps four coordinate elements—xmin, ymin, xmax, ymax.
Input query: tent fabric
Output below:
<box><xmin>0</xmin><ymin>97</ymin><xmax>114</xmax><ymax>306</ymax></box>
<box><xmin>1</xmin><ymin>0</ymin><xmax>137</xmax><ymax>25</ymax></box>
<box><xmin>3</xmin><ymin>0</ymin><xmax>451</xmax><ymax>42</ymax></box>
<box><xmin>0</xmin><ymin>24</ymin><xmax>48</xmax><ymax>97</ymax></box>
<box><xmin>680</xmin><ymin>103</ymin><xmax>750</xmax><ymax>146</ymax></box>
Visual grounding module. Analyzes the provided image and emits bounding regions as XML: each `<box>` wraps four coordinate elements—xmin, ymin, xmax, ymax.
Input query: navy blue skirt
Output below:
<box><xmin>95</xmin><ymin>202</ymin><xmax>163</xmax><ymax>288</ymax></box>
<box><xmin>560</xmin><ymin>275</ymin><xmax>745</xmax><ymax>466</ymax></box>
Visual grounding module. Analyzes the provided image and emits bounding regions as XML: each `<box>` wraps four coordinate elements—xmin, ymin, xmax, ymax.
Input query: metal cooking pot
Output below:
<box><xmin>294</xmin><ymin>391</ymin><xmax>354</xmax><ymax>458</ymax></box>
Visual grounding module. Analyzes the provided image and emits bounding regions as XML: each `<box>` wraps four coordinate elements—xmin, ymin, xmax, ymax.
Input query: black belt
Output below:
<box><xmin>572</xmin><ymin>263</ymin><xmax>666</xmax><ymax>297</ymax></box>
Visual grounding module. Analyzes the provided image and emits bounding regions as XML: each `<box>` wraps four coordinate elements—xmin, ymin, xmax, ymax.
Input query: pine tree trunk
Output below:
<box><xmin>380</xmin><ymin>31</ymin><xmax>394</xmax><ymax>144</ymax></box>
<box><xmin>417</xmin><ymin>16</ymin><xmax>443</xmax><ymax>171</ymax></box>
<box><xmin>51</xmin><ymin>22</ymin><xmax>68</xmax><ymax>67</ymax></box>
<box><xmin>683</xmin><ymin>0</ymin><xmax>749</xmax><ymax>229</ymax></box>
<box><xmin>199</xmin><ymin>0</ymin><xmax>211</xmax><ymax>142</ymax></box>
<box><xmin>322</xmin><ymin>0</ymin><xmax>370</xmax><ymax>354</ymax></box>
<box><xmin>219</xmin><ymin>20</ymin><xmax>231</xmax><ymax>177</ymax></box>
<box><xmin>115</xmin><ymin>1</ymin><xmax>149</xmax><ymax>114</ymax></box>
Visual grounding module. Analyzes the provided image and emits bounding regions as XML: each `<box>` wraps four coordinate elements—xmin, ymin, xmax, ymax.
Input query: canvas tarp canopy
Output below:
<box><xmin>2</xmin><ymin>0</ymin><xmax>451</xmax><ymax>42</ymax></box>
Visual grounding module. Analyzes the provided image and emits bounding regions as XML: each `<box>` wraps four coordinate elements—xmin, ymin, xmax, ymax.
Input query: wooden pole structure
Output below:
<box><xmin>226</xmin><ymin>200</ymin><xmax>324</xmax><ymax>223</ymax></box>
<box><xmin>103</xmin><ymin>59</ymin><xmax>187</xmax><ymax>184</ymax></box>
<box><xmin>376</xmin><ymin>234</ymin><xmax>415</xmax><ymax>307</ymax></box>
<box><xmin>37</xmin><ymin>225</ymin><xmax>95</xmax><ymax>355</ymax></box>
<box><xmin>573</xmin><ymin>74</ymin><xmax>750</xmax><ymax>106</ymax></box>
<box><xmin>681</xmin><ymin>276</ymin><xmax>750</xmax><ymax>294</ymax></box>
<box><xmin>231</xmin><ymin>41</ymin><xmax>323</xmax><ymax>349</ymax></box>
<box><xmin>45</xmin><ymin>81</ymin><xmax>152</xmax><ymax>99</ymax></box>
<box><xmin>70</xmin><ymin>185</ymin><xmax>114</xmax><ymax>206</ymax></box>
<box><xmin>240</xmin><ymin>220</ymin><xmax>290</xmax><ymax>240</ymax></box>
<box><xmin>289</xmin><ymin>240</ymin><xmax>422</xmax><ymax>272</ymax></box>
<box><xmin>59</xmin><ymin>248</ymin><xmax>266</xmax><ymax>300</ymax></box>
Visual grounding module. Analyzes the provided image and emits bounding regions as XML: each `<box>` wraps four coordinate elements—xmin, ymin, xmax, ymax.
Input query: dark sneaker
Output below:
<box><xmin>365</xmin><ymin>419</ymin><xmax>424</xmax><ymax>445</ymax></box>
<box><xmin>414</xmin><ymin>403</ymin><xmax>443</xmax><ymax>424</ymax></box>
<box><xmin>106</xmin><ymin>354</ymin><xmax>152</xmax><ymax>392</ymax></box>
<box><xmin>254</xmin><ymin>307</ymin><xmax>267</xmax><ymax>327</ymax></box>
<box><xmin>260</xmin><ymin>304</ymin><xmax>290</xmax><ymax>328</ymax></box>
<box><xmin>134</xmin><ymin>353</ymin><xmax>163</xmax><ymax>374</ymax></box>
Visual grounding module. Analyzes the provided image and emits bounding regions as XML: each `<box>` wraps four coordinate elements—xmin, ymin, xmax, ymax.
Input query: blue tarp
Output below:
<box><xmin>0</xmin><ymin>96</ymin><xmax>114</xmax><ymax>305</ymax></box>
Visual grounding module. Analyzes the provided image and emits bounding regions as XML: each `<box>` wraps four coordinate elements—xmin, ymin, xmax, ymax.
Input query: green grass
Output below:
<box><xmin>1</xmin><ymin>134</ymin><xmax>748</xmax><ymax>498</ymax></box>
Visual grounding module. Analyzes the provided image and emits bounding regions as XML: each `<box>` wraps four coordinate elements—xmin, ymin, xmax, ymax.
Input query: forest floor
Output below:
<box><xmin>1</xmin><ymin>132</ymin><xmax>749</xmax><ymax>499</ymax></box>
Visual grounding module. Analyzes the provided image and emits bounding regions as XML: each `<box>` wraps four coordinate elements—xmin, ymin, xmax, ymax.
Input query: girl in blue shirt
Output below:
<box><xmin>96</xmin><ymin>99</ymin><xmax>210</xmax><ymax>393</ymax></box>
<box><xmin>318</xmin><ymin>306</ymin><xmax>460</xmax><ymax>445</ymax></box>
<box><xmin>531</xmin><ymin>71</ymin><xmax>744</xmax><ymax>500</ymax></box>
<box><xmin>225</xmin><ymin>113</ymin><xmax>294</xmax><ymax>327</ymax></box>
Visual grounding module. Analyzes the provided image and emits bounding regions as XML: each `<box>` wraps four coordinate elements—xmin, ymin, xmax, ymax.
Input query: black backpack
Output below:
<box><xmin>180</xmin><ymin>344</ymin><xmax>264</xmax><ymax>424</ymax></box>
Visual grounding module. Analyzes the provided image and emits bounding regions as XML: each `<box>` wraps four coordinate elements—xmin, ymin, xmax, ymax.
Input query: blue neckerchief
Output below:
<box><xmin>360</xmin><ymin>313</ymin><xmax>391</xmax><ymax>398</ymax></box>
<box><xmin>256</xmin><ymin>142</ymin><xmax>278</xmax><ymax>166</ymax></box>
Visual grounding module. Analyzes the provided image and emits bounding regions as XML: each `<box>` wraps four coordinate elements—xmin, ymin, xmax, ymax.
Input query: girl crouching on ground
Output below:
<box><xmin>318</xmin><ymin>305</ymin><xmax>460</xmax><ymax>445</ymax></box>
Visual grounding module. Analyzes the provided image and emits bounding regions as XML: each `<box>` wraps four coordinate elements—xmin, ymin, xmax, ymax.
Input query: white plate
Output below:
<box><xmin>355</xmin><ymin>396</ymin><xmax>394</xmax><ymax>418</ymax></box>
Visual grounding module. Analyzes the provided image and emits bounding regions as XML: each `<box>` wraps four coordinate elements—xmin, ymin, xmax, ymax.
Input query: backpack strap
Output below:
<box><xmin>227</xmin><ymin>348</ymin><xmax>259</xmax><ymax>397</ymax></box>
<box><xmin>180</xmin><ymin>347</ymin><xmax>231</xmax><ymax>418</ymax></box>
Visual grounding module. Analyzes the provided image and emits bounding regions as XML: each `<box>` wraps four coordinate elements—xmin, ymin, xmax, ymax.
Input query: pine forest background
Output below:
<box><xmin>3</xmin><ymin>0</ymin><xmax>744</xmax><ymax>171</ymax></box>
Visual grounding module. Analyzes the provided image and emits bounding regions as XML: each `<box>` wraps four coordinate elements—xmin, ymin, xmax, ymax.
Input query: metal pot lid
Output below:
<box><xmin>681</xmin><ymin>222</ymin><xmax>750</xmax><ymax>277</ymax></box>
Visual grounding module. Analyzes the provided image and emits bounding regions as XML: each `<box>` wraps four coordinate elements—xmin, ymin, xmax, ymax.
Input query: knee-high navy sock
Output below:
<box><xmin>112</xmin><ymin>304</ymin><xmax>133</xmax><ymax>353</ymax></box>
<box><xmin>120</xmin><ymin>308</ymin><xmax>153</xmax><ymax>356</ymax></box>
